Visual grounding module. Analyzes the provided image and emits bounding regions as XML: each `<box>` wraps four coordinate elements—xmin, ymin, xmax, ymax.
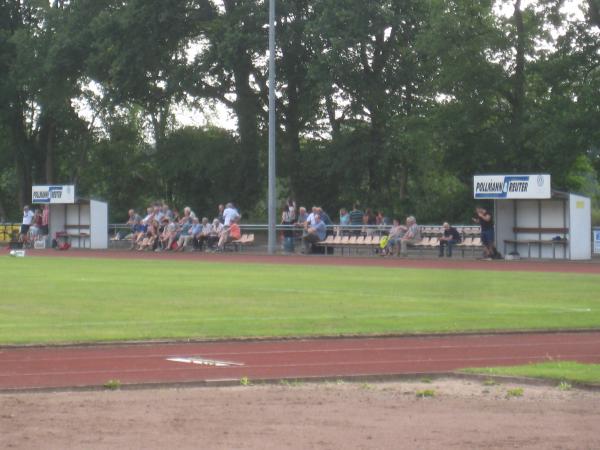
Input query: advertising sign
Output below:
<box><xmin>594</xmin><ymin>228</ymin><xmax>600</xmax><ymax>255</ymax></box>
<box><xmin>32</xmin><ymin>185</ymin><xmax>76</xmax><ymax>204</ymax></box>
<box><xmin>473</xmin><ymin>174</ymin><xmax>551</xmax><ymax>199</ymax></box>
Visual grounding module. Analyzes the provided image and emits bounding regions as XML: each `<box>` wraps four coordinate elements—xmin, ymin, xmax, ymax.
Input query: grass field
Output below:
<box><xmin>1</xmin><ymin>256</ymin><xmax>599</xmax><ymax>344</ymax></box>
<box><xmin>462</xmin><ymin>361</ymin><xmax>600</xmax><ymax>385</ymax></box>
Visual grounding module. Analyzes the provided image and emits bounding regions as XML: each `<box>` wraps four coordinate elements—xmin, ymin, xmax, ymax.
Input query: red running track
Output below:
<box><xmin>2</xmin><ymin>332</ymin><xmax>600</xmax><ymax>391</ymax></box>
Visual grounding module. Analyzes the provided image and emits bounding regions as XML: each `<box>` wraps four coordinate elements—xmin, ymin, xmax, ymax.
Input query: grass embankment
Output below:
<box><xmin>462</xmin><ymin>361</ymin><xmax>600</xmax><ymax>385</ymax></box>
<box><xmin>1</xmin><ymin>256</ymin><xmax>599</xmax><ymax>344</ymax></box>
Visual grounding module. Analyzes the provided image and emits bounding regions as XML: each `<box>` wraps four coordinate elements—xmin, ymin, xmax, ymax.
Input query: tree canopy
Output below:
<box><xmin>0</xmin><ymin>0</ymin><xmax>598</xmax><ymax>224</ymax></box>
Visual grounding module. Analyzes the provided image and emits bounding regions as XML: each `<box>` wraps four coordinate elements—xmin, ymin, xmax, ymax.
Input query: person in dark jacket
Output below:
<box><xmin>439</xmin><ymin>222</ymin><xmax>461</xmax><ymax>257</ymax></box>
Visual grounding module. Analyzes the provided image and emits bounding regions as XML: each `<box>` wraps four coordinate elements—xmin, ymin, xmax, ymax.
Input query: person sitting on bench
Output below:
<box><xmin>398</xmin><ymin>216</ymin><xmax>420</xmax><ymax>257</ymax></box>
<box><xmin>439</xmin><ymin>222</ymin><xmax>461</xmax><ymax>257</ymax></box>
<box><xmin>302</xmin><ymin>213</ymin><xmax>326</xmax><ymax>254</ymax></box>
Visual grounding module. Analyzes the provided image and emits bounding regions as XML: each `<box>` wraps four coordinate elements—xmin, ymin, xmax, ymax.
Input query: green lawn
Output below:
<box><xmin>462</xmin><ymin>361</ymin><xmax>600</xmax><ymax>385</ymax></box>
<box><xmin>1</xmin><ymin>256</ymin><xmax>599</xmax><ymax>344</ymax></box>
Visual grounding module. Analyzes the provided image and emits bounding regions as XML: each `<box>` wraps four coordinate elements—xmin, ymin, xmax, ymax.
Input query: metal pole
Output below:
<box><xmin>267</xmin><ymin>0</ymin><xmax>277</xmax><ymax>254</ymax></box>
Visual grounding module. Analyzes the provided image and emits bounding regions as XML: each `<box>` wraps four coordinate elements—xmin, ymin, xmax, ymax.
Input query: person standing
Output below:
<box><xmin>19</xmin><ymin>205</ymin><xmax>35</xmax><ymax>243</ymax></box>
<box><xmin>348</xmin><ymin>203</ymin><xmax>363</xmax><ymax>236</ymax></box>
<box><xmin>473</xmin><ymin>207</ymin><xmax>498</xmax><ymax>259</ymax></box>
<box><xmin>41</xmin><ymin>205</ymin><xmax>50</xmax><ymax>236</ymax></box>
<box><xmin>439</xmin><ymin>222</ymin><xmax>461</xmax><ymax>257</ymax></box>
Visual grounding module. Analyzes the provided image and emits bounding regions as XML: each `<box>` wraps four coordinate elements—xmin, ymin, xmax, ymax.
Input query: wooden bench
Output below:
<box><xmin>315</xmin><ymin>234</ymin><xmax>382</xmax><ymax>255</ymax></box>
<box><xmin>504</xmin><ymin>227</ymin><xmax>568</xmax><ymax>259</ymax></box>
<box><xmin>230</xmin><ymin>233</ymin><xmax>255</xmax><ymax>252</ymax></box>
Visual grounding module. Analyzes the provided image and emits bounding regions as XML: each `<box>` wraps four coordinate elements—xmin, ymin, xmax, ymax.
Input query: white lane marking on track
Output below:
<box><xmin>166</xmin><ymin>357</ymin><xmax>244</xmax><ymax>367</ymax></box>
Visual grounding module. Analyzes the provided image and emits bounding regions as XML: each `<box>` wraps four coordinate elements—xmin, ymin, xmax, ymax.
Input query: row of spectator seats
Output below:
<box><xmin>414</xmin><ymin>226</ymin><xmax>483</xmax><ymax>257</ymax></box>
<box><xmin>316</xmin><ymin>225</ymin><xmax>484</xmax><ymax>257</ymax></box>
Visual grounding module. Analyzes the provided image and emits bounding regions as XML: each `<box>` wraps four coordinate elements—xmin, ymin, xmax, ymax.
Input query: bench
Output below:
<box><xmin>315</xmin><ymin>234</ymin><xmax>382</xmax><ymax>255</ymax></box>
<box><xmin>230</xmin><ymin>233</ymin><xmax>255</xmax><ymax>252</ymax></box>
<box><xmin>503</xmin><ymin>227</ymin><xmax>569</xmax><ymax>259</ymax></box>
<box><xmin>57</xmin><ymin>225</ymin><xmax>91</xmax><ymax>248</ymax></box>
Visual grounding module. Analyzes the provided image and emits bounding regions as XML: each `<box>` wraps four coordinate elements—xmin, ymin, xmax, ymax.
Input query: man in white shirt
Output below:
<box><xmin>222</xmin><ymin>203</ymin><xmax>240</xmax><ymax>227</ymax></box>
<box><xmin>20</xmin><ymin>205</ymin><xmax>35</xmax><ymax>242</ymax></box>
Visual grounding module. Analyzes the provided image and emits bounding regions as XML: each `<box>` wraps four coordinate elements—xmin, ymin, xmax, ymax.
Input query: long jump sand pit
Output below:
<box><xmin>1</xmin><ymin>378</ymin><xmax>599</xmax><ymax>449</ymax></box>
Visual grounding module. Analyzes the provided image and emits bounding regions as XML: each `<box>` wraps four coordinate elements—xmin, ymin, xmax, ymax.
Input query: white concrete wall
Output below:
<box><xmin>48</xmin><ymin>204</ymin><xmax>66</xmax><ymax>239</ymax></box>
<box><xmin>569</xmin><ymin>194</ymin><xmax>591</xmax><ymax>260</ymax></box>
<box><xmin>495</xmin><ymin>200</ymin><xmax>515</xmax><ymax>254</ymax></box>
<box><xmin>90</xmin><ymin>200</ymin><xmax>108</xmax><ymax>249</ymax></box>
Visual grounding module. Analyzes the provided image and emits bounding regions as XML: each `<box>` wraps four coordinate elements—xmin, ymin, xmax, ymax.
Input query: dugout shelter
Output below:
<box><xmin>474</xmin><ymin>174</ymin><xmax>591</xmax><ymax>260</ymax></box>
<box><xmin>32</xmin><ymin>185</ymin><xmax>108</xmax><ymax>249</ymax></box>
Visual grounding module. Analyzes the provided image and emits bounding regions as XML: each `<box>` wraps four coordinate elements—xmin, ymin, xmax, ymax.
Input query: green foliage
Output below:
<box><xmin>463</xmin><ymin>361</ymin><xmax>600</xmax><ymax>386</ymax></box>
<box><xmin>416</xmin><ymin>389</ymin><xmax>436</xmax><ymax>398</ymax></box>
<box><xmin>506</xmin><ymin>387</ymin><xmax>524</xmax><ymax>398</ymax></box>
<box><xmin>1</xmin><ymin>0</ymin><xmax>599</xmax><ymax>221</ymax></box>
<box><xmin>557</xmin><ymin>381</ymin><xmax>572</xmax><ymax>391</ymax></box>
<box><xmin>103</xmin><ymin>379</ymin><xmax>121</xmax><ymax>390</ymax></box>
<box><xmin>156</xmin><ymin>126</ymin><xmax>253</xmax><ymax>215</ymax></box>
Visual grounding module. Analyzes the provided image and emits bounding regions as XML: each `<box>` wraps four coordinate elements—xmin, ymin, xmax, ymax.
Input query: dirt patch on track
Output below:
<box><xmin>1</xmin><ymin>379</ymin><xmax>599</xmax><ymax>449</ymax></box>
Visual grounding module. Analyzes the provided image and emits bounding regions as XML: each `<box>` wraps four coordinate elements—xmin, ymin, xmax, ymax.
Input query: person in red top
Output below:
<box><xmin>216</xmin><ymin>216</ymin><xmax>241</xmax><ymax>252</ymax></box>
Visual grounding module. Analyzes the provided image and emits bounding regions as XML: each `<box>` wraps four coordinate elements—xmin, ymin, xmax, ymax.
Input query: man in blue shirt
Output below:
<box><xmin>303</xmin><ymin>214</ymin><xmax>326</xmax><ymax>253</ymax></box>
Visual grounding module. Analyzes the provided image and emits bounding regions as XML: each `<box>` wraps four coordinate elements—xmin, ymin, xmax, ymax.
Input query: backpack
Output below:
<box><xmin>379</xmin><ymin>236</ymin><xmax>389</xmax><ymax>249</ymax></box>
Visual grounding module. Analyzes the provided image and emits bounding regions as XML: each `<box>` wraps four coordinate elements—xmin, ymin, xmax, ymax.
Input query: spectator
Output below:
<box><xmin>398</xmin><ymin>216</ymin><xmax>421</xmax><ymax>257</ymax></box>
<box><xmin>349</xmin><ymin>203</ymin><xmax>363</xmax><ymax>236</ymax></box>
<box><xmin>130</xmin><ymin>217</ymin><xmax>147</xmax><ymax>250</ymax></box>
<box><xmin>137</xmin><ymin>220</ymin><xmax>158</xmax><ymax>251</ymax></box>
<box><xmin>317</xmin><ymin>207</ymin><xmax>332</xmax><ymax>227</ymax></box>
<box><xmin>19</xmin><ymin>205</ymin><xmax>35</xmax><ymax>243</ymax></box>
<box><xmin>296</xmin><ymin>206</ymin><xmax>309</xmax><ymax>239</ymax></box>
<box><xmin>158</xmin><ymin>217</ymin><xmax>178</xmax><ymax>251</ymax></box>
<box><xmin>337</xmin><ymin>208</ymin><xmax>350</xmax><ymax>236</ymax></box>
<box><xmin>376</xmin><ymin>210</ymin><xmax>391</xmax><ymax>226</ymax></box>
<box><xmin>124</xmin><ymin>209</ymin><xmax>141</xmax><ymax>239</ymax></box>
<box><xmin>41</xmin><ymin>205</ymin><xmax>49</xmax><ymax>237</ymax></box>
<box><xmin>217</xmin><ymin>216</ymin><xmax>241</xmax><ymax>251</ymax></box>
<box><xmin>28</xmin><ymin>208</ymin><xmax>43</xmax><ymax>241</ymax></box>
<box><xmin>362</xmin><ymin>208</ymin><xmax>376</xmax><ymax>236</ymax></box>
<box><xmin>223</xmin><ymin>202</ymin><xmax>239</xmax><ymax>226</ymax></box>
<box><xmin>154</xmin><ymin>204</ymin><xmax>165</xmax><ymax>223</ymax></box>
<box><xmin>439</xmin><ymin>222</ymin><xmax>461</xmax><ymax>258</ymax></box>
<box><xmin>296</xmin><ymin>206</ymin><xmax>308</xmax><ymax>226</ymax></box>
<box><xmin>473</xmin><ymin>207</ymin><xmax>500</xmax><ymax>260</ymax></box>
<box><xmin>287</xmin><ymin>198</ymin><xmax>296</xmax><ymax>222</ymax></box>
<box><xmin>194</xmin><ymin>217</ymin><xmax>212</xmax><ymax>251</ymax></box>
<box><xmin>181</xmin><ymin>206</ymin><xmax>196</xmax><ymax>222</ymax></box>
<box><xmin>306</xmin><ymin>206</ymin><xmax>318</xmax><ymax>226</ymax></box>
<box><xmin>162</xmin><ymin>203</ymin><xmax>174</xmax><ymax>221</ymax></box>
<box><xmin>302</xmin><ymin>213</ymin><xmax>326</xmax><ymax>253</ymax></box>
<box><xmin>217</xmin><ymin>204</ymin><xmax>225</xmax><ymax>224</ymax></box>
<box><xmin>142</xmin><ymin>206</ymin><xmax>154</xmax><ymax>225</ymax></box>
<box><xmin>207</xmin><ymin>219</ymin><xmax>223</xmax><ymax>250</ymax></box>
<box><xmin>175</xmin><ymin>217</ymin><xmax>194</xmax><ymax>251</ymax></box>
<box><xmin>281</xmin><ymin>202</ymin><xmax>295</xmax><ymax>252</ymax></box>
<box><xmin>381</xmin><ymin>218</ymin><xmax>406</xmax><ymax>256</ymax></box>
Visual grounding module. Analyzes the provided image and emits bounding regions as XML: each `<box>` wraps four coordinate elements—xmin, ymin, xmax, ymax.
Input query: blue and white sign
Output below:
<box><xmin>32</xmin><ymin>185</ymin><xmax>75</xmax><ymax>204</ymax></box>
<box><xmin>473</xmin><ymin>175</ymin><xmax>551</xmax><ymax>199</ymax></box>
<box><xmin>594</xmin><ymin>228</ymin><xmax>600</xmax><ymax>255</ymax></box>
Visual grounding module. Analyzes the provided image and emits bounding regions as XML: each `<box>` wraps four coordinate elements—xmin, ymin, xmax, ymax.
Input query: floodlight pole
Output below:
<box><xmin>267</xmin><ymin>0</ymin><xmax>277</xmax><ymax>254</ymax></box>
